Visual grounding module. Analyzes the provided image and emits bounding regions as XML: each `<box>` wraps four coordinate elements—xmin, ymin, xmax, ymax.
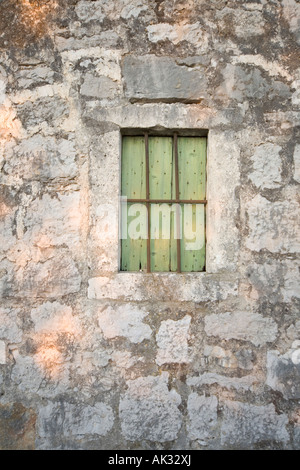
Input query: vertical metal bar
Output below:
<box><xmin>174</xmin><ymin>133</ymin><xmax>181</xmax><ymax>273</ymax></box>
<box><xmin>145</xmin><ymin>133</ymin><xmax>151</xmax><ymax>273</ymax></box>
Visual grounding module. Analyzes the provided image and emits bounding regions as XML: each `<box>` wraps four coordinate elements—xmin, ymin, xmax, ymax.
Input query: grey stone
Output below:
<box><xmin>245</xmin><ymin>194</ymin><xmax>300</xmax><ymax>253</ymax></box>
<box><xmin>266</xmin><ymin>350</ymin><xmax>300</xmax><ymax>399</ymax></box>
<box><xmin>204</xmin><ymin>311</ymin><xmax>278</xmax><ymax>346</ymax></box>
<box><xmin>6</xmin><ymin>254</ymin><xmax>81</xmax><ymax>299</ymax></box>
<box><xmin>3</xmin><ymin>135</ymin><xmax>78</xmax><ymax>182</ymax></box>
<box><xmin>119</xmin><ymin>373</ymin><xmax>182</xmax><ymax>442</ymax></box>
<box><xmin>187</xmin><ymin>393</ymin><xmax>218</xmax><ymax>443</ymax></box>
<box><xmin>97</xmin><ymin>304</ymin><xmax>152</xmax><ymax>343</ymax></box>
<box><xmin>187</xmin><ymin>373</ymin><xmax>257</xmax><ymax>392</ymax></box>
<box><xmin>221</xmin><ymin>401</ymin><xmax>289</xmax><ymax>448</ymax></box>
<box><xmin>17</xmin><ymin>97</ymin><xmax>69</xmax><ymax>129</ymax></box>
<box><xmin>37</xmin><ymin>402</ymin><xmax>114</xmax><ymax>439</ymax></box>
<box><xmin>0</xmin><ymin>340</ymin><xmax>5</xmax><ymax>364</ymax></box>
<box><xmin>81</xmin><ymin>74</ymin><xmax>118</xmax><ymax>99</ymax></box>
<box><xmin>122</xmin><ymin>55</ymin><xmax>208</xmax><ymax>102</ymax></box>
<box><xmin>156</xmin><ymin>315</ymin><xmax>191</xmax><ymax>365</ymax></box>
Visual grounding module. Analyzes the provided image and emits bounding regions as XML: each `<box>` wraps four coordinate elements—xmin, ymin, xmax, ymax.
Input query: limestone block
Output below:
<box><xmin>9</xmin><ymin>253</ymin><xmax>81</xmax><ymax>299</ymax></box>
<box><xmin>23</xmin><ymin>193</ymin><xmax>81</xmax><ymax>251</ymax></box>
<box><xmin>37</xmin><ymin>402</ymin><xmax>114</xmax><ymax>439</ymax></box>
<box><xmin>282</xmin><ymin>0</ymin><xmax>300</xmax><ymax>44</ymax></box>
<box><xmin>0</xmin><ymin>341</ymin><xmax>5</xmax><ymax>364</ymax></box>
<box><xmin>156</xmin><ymin>315</ymin><xmax>191</xmax><ymax>365</ymax></box>
<box><xmin>119</xmin><ymin>373</ymin><xmax>182</xmax><ymax>442</ymax></box>
<box><xmin>187</xmin><ymin>373</ymin><xmax>257</xmax><ymax>392</ymax></box>
<box><xmin>17</xmin><ymin>96</ymin><xmax>69</xmax><ymax>129</ymax></box>
<box><xmin>81</xmin><ymin>74</ymin><xmax>118</xmax><ymax>99</ymax></box>
<box><xmin>204</xmin><ymin>311</ymin><xmax>278</xmax><ymax>347</ymax></box>
<box><xmin>249</xmin><ymin>143</ymin><xmax>282</xmax><ymax>189</ymax></box>
<box><xmin>187</xmin><ymin>393</ymin><xmax>218</xmax><ymax>442</ymax></box>
<box><xmin>98</xmin><ymin>304</ymin><xmax>152</xmax><ymax>343</ymax></box>
<box><xmin>293</xmin><ymin>144</ymin><xmax>300</xmax><ymax>183</ymax></box>
<box><xmin>247</xmin><ymin>259</ymin><xmax>300</xmax><ymax>303</ymax></box>
<box><xmin>217</xmin><ymin>64</ymin><xmax>290</xmax><ymax>103</ymax></box>
<box><xmin>146</xmin><ymin>22</ymin><xmax>208</xmax><ymax>50</ymax></box>
<box><xmin>88</xmin><ymin>273</ymin><xmax>238</xmax><ymax>302</ymax></box>
<box><xmin>122</xmin><ymin>55</ymin><xmax>208</xmax><ymax>102</ymax></box>
<box><xmin>221</xmin><ymin>401</ymin><xmax>289</xmax><ymax>447</ymax></box>
<box><xmin>16</xmin><ymin>66</ymin><xmax>56</xmax><ymax>89</ymax></box>
<box><xmin>31</xmin><ymin>302</ymin><xmax>80</xmax><ymax>336</ymax></box>
<box><xmin>266</xmin><ymin>350</ymin><xmax>300</xmax><ymax>399</ymax></box>
<box><xmin>3</xmin><ymin>135</ymin><xmax>78</xmax><ymax>182</ymax></box>
<box><xmin>0</xmin><ymin>307</ymin><xmax>22</xmax><ymax>343</ymax></box>
<box><xmin>245</xmin><ymin>194</ymin><xmax>300</xmax><ymax>253</ymax></box>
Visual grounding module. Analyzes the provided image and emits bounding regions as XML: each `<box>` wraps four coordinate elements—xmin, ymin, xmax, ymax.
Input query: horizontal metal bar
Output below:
<box><xmin>123</xmin><ymin>199</ymin><xmax>207</xmax><ymax>204</ymax></box>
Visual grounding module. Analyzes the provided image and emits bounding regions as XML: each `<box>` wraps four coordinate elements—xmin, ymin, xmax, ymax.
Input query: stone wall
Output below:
<box><xmin>0</xmin><ymin>0</ymin><xmax>299</xmax><ymax>450</ymax></box>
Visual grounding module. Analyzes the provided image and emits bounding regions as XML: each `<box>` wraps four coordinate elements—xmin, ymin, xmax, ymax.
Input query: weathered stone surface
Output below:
<box><xmin>247</xmin><ymin>259</ymin><xmax>300</xmax><ymax>303</ymax></box>
<box><xmin>156</xmin><ymin>315</ymin><xmax>191</xmax><ymax>365</ymax></box>
<box><xmin>37</xmin><ymin>402</ymin><xmax>114</xmax><ymax>440</ymax></box>
<box><xmin>22</xmin><ymin>193</ymin><xmax>82</xmax><ymax>251</ymax></box>
<box><xmin>187</xmin><ymin>373</ymin><xmax>257</xmax><ymax>392</ymax></box>
<box><xmin>0</xmin><ymin>340</ymin><xmax>5</xmax><ymax>364</ymax></box>
<box><xmin>119</xmin><ymin>373</ymin><xmax>182</xmax><ymax>442</ymax></box>
<box><xmin>17</xmin><ymin>96</ymin><xmax>69</xmax><ymax>129</ymax></box>
<box><xmin>0</xmin><ymin>403</ymin><xmax>36</xmax><ymax>450</ymax></box>
<box><xmin>249</xmin><ymin>143</ymin><xmax>282</xmax><ymax>189</ymax></box>
<box><xmin>122</xmin><ymin>55</ymin><xmax>208</xmax><ymax>102</ymax></box>
<box><xmin>0</xmin><ymin>307</ymin><xmax>22</xmax><ymax>342</ymax></box>
<box><xmin>4</xmin><ymin>253</ymin><xmax>81</xmax><ymax>299</ymax></box>
<box><xmin>3</xmin><ymin>135</ymin><xmax>78</xmax><ymax>182</ymax></box>
<box><xmin>202</xmin><ymin>345</ymin><xmax>254</xmax><ymax>370</ymax></box>
<box><xmin>31</xmin><ymin>302</ymin><xmax>80</xmax><ymax>335</ymax></box>
<box><xmin>81</xmin><ymin>74</ymin><xmax>118</xmax><ymax>99</ymax></box>
<box><xmin>187</xmin><ymin>393</ymin><xmax>218</xmax><ymax>443</ymax></box>
<box><xmin>294</xmin><ymin>144</ymin><xmax>300</xmax><ymax>183</ymax></box>
<box><xmin>98</xmin><ymin>304</ymin><xmax>152</xmax><ymax>343</ymax></box>
<box><xmin>217</xmin><ymin>64</ymin><xmax>290</xmax><ymax>103</ymax></box>
<box><xmin>221</xmin><ymin>401</ymin><xmax>289</xmax><ymax>448</ymax></box>
<box><xmin>266</xmin><ymin>350</ymin><xmax>300</xmax><ymax>399</ymax></box>
<box><xmin>146</xmin><ymin>22</ymin><xmax>208</xmax><ymax>50</ymax></box>
<box><xmin>204</xmin><ymin>311</ymin><xmax>278</xmax><ymax>346</ymax></box>
<box><xmin>245</xmin><ymin>194</ymin><xmax>300</xmax><ymax>253</ymax></box>
<box><xmin>88</xmin><ymin>273</ymin><xmax>238</xmax><ymax>302</ymax></box>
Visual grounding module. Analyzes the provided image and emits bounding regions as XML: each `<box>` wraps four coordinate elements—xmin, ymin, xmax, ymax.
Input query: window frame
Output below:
<box><xmin>120</xmin><ymin>130</ymin><xmax>208</xmax><ymax>273</ymax></box>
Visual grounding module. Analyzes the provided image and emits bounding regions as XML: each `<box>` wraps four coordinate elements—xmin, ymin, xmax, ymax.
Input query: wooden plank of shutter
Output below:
<box><xmin>121</xmin><ymin>136</ymin><xmax>147</xmax><ymax>271</ymax></box>
<box><xmin>178</xmin><ymin>137</ymin><xmax>206</xmax><ymax>272</ymax></box>
<box><xmin>149</xmin><ymin>137</ymin><xmax>176</xmax><ymax>271</ymax></box>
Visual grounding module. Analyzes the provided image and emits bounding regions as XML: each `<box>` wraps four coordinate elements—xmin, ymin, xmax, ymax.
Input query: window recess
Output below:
<box><xmin>121</xmin><ymin>132</ymin><xmax>207</xmax><ymax>273</ymax></box>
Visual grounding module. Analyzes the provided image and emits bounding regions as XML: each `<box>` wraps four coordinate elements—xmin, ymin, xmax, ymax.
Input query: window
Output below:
<box><xmin>120</xmin><ymin>132</ymin><xmax>207</xmax><ymax>272</ymax></box>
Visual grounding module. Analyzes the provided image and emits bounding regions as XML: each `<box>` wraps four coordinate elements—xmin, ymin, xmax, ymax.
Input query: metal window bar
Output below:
<box><xmin>123</xmin><ymin>133</ymin><xmax>207</xmax><ymax>273</ymax></box>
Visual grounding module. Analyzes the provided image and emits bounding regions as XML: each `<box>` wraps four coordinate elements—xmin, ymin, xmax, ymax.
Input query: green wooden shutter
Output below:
<box><xmin>121</xmin><ymin>136</ymin><xmax>147</xmax><ymax>271</ymax></box>
<box><xmin>178</xmin><ymin>137</ymin><xmax>206</xmax><ymax>271</ymax></box>
<box><xmin>149</xmin><ymin>137</ymin><xmax>177</xmax><ymax>272</ymax></box>
<box><xmin>121</xmin><ymin>135</ymin><xmax>206</xmax><ymax>272</ymax></box>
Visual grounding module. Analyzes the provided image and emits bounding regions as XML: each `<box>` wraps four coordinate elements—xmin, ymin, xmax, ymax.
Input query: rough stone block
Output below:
<box><xmin>81</xmin><ymin>74</ymin><xmax>118</xmax><ymax>99</ymax></box>
<box><xmin>119</xmin><ymin>373</ymin><xmax>182</xmax><ymax>442</ymax></box>
<box><xmin>266</xmin><ymin>350</ymin><xmax>300</xmax><ymax>399</ymax></box>
<box><xmin>249</xmin><ymin>143</ymin><xmax>282</xmax><ymax>189</ymax></box>
<box><xmin>245</xmin><ymin>194</ymin><xmax>300</xmax><ymax>253</ymax></box>
<box><xmin>187</xmin><ymin>393</ymin><xmax>218</xmax><ymax>443</ymax></box>
<box><xmin>204</xmin><ymin>311</ymin><xmax>278</xmax><ymax>347</ymax></box>
<box><xmin>221</xmin><ymin>401</ymin><xmax>289</xmax><ymax>448</ymax></box>
<box><xmin>0</xmin><ymin>341</ymin><xmax>5</xmax><ymax>364</ymax></box>
<box><xmin>122</xmin><ymin>55</ymin><xmax>208</xmax><ymax>102</ymax></box>
<box><xmin>156</xmin><ymin>315</ymin><xmax>191</xmax><ymax>365</ymax></box>
<box><xmin>37</xmin><ymin>402</ymin><xmax>114</xmax><ymax>440</ymax></box>
<box><xmin>98</xmin><ymin>304</ymin><xmax>152</xmax><ymax>343</ymax></box>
